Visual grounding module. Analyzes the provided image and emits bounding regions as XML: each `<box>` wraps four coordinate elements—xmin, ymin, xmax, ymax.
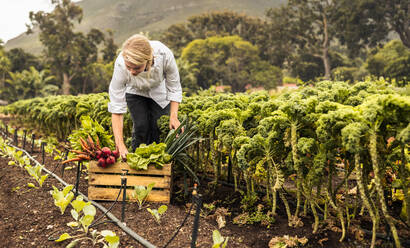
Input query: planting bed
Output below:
<box><xmin>1</xmin><ymin>117</ymin><xmax>407</xmax><ymax>248</ymax></box>
<box><xmin>0</xmin><ymin>143</ymin><xmax>393</xmax><ymax>248</ymax></box>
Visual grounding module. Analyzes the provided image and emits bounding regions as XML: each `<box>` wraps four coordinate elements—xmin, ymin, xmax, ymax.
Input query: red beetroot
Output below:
<box><xmin>112</xmin><ymin>150</ymin><xmax>120</xmax><ymax>159</ymax></box>
<box><xmin>101</xmin><ymin>147</ymin><xmax>111</xmax><ymax>158</ymax></box>
<box><xmin>96</xmin><ymin>150</ymin><xmax>103</xmax><ymax>159</ymax></box>
<box><xmin>97</xmin><ymin>157</ymin><xmax>107</xmax><ymax>168</ymax></box>
<box><xmin>106</xmin><ymin>156</ymin><xmax>116</xmax><ymax>165</ymax></box>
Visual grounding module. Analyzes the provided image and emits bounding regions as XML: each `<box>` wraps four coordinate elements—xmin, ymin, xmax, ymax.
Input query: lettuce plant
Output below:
<box><xmin>212</xmin><ymin>230</ymin><xmax>229</xmax><ymax>248</ymax></box>
<box><xmin>24</xmin><ymin>164</ymin><xmax>49</xmax><ymax>187</ymax></box>
<box><xmin>50</xmin><ymin>185</ymin><xmax>74</xmax><ymax>214</ymax></box>
<box><xmin>147</xmin><ymin>205</ymin><xmax>168</xmax><ymax>224</ymax></box>
<box><xmin>55</xmin><ymin>195</ymin><xmax>119</xmax><ymax>248</ymax></box>
<box><xmin>131</xmin><ymin>182</ymin><xmax>155</xmax><ymax>209</ymax></box>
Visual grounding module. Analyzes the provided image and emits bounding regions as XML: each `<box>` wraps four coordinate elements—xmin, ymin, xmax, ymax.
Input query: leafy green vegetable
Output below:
<box><xmin>68</xmin><ymin>115</ymin><xmax>115</xmax><ymax>151</ymax></box>
<box><xmin>212</xmin><ymin>230</ymin><xmax>229</xmax><ymax>248</ymax></box>
<box><xmin>51</xmin><ymin>185</ymin><xmax>75</xmax><ymax>214</ymax></box>
<box><xmin>147</xmin><ymin>205</ymin><xmax>168</xmax><ymax>224</ymax></box>
<box><xmin>130</xmin><ymin>182</ymin><xmax>155</xmax><ymax>209</ymax></box>
<box><xmin>127</xmin><ymin>143</ymin><xmax>171</xmax><ymax>170</ymax></box>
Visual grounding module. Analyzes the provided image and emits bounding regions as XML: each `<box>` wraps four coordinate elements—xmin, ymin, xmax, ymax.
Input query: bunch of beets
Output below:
<box><xmin>96</xmin><ymin>147</ymin><xmax>119</xmax><ymax>168</ymax></box>
<box><xmin>62</xmin><ymin>135</ymin><xmax>119</xmax><ymax>168</ymax></box>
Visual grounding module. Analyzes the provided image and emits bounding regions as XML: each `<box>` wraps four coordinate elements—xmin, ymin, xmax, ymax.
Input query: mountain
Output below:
<box><xmin>5</xmin><ymin>0</ymin><xmax>284</xmax><ymax>54</ymax></box>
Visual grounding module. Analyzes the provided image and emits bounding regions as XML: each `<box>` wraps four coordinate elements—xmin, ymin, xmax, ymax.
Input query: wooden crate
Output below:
<box><xmin>88</xmin><ymin>161</ymin><xmax>172</xmax><ymax>203</ymax></box>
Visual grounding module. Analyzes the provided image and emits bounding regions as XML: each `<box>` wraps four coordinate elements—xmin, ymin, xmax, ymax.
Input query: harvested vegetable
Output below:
<box><xmin>127</xmin><ymin>142</ymin><xmax>172</xmax><ymax>170</ymax></box>
<box><xmin>62</xmin><ymin>135</ymin><xmax>119</xmax><ymax>167</ymax></box>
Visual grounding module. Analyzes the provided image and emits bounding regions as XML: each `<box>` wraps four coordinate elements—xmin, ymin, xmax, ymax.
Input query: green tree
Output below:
<box><xmin>27</xmin><ymin>0</ymin><xmax>106</xmax><ymax>95</ymax></box>
<box><xmin>161</xmin><ymin>11</ymin><xmax>279</xmax><ymax>63</ymax></box>
<box><xmin>6</xmin><ymin>48</ymin><xmax>42</xmax><ymax>72</ymax></box>
<box><xmin>366</xmin><ymin>40</ymin><xmax>410</xmax><ymax>86</ymax></box>
<box><xmin>266</xmin><ymin>0</ymin><xmax>340</xmax><ymax>80</ymax></box>
<box><xmin>181</xmin><ymin>36</ymin><xmax>282</xmax><ymax>92</ymax></box>
<box><xmin>85</xmin><ymin>61</ymin><xmax>114</xmax><ymax>93</ymax></box>
<box><xmin>102</xmin><ymin>30</ymin><xmax>118</xmax><ymax>63</ymax></box>
<box><xmin>1</xmin><ymin>66</ymin><xmax>56</xmax><ymax>102</ymax></box>
<box><xmin>27</xmin><ymin>0</ymin><xmax>82</xmax><ymax>94</ymax></box>
<box><xmin>0</xmin><ymin>51</ymin><xmax>11</xmax><ymax>92</ymax></box>
<box><xmin>72</xmin><ymin>28</ymin><xmax>105</xmax><ymax>94</ymax></box>
<box><xmin>335</xmin><ymin>0</ymin><xmax>410</xmax><ymax>51</ymax></box>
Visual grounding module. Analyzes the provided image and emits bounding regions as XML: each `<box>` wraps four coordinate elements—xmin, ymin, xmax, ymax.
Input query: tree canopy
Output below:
<box><xmin>181</xmin><ymin>35</ymin><xmax>282</xmax><ymax>92</ymax></box>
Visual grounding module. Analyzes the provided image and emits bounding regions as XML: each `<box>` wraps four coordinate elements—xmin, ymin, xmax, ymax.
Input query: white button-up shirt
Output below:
<box><xmin>108</xmin><ymin>40</ymin><xmax>182</xmax><ymax>114</ymax></box>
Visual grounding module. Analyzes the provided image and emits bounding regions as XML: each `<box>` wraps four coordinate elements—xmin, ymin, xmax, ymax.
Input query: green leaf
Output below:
<box><xmin>39</xmin><ymin>174</ymin><xmax>48</xmax><ymax>187</ymax></box>
<box><xmin>83</xmin><ymin>205</ymin><xmax>96</xmax><ymax>217</ymax></box>
<box><xmin>147</xmin><ymin>182</ymin><xmax>155</xmax><ymax>192</ymax></box>
<box><xmin>212</xmin><ymin>230</ymin><xmax>224</xmax><ymax>247</ymax></box>
<box><xmin>71</xmin><ymin>196</ymin><xmax>86</xmax><ymax>213</ymax></box>
<box><xmin>71</xmin><ymin>209</ymin><xmax>79</xmax><ymax>221</ymax></box>
<box><xmin>62</xmin><ymin>185</ymin><xmax>74</xmax><ymax>196</ymax></box>
<box><xmin>27</xmin><ymin>183</ymin><xmax>36</xmax><ymax>188</ymax></box>
<box><xmin>392</xmin><ymin>179</ymin><xmax>402</xmax><ymax>188</ymax></box>
<box><xmin>80</xmin><ymin>215</ymin><xmax>94</xmax><ymax>232</ymax></box>
<box><xmin>8</xmin><ymin>160</ymin><xmax>15</xmax><ymax>166</ymax></box>
<box><xmin>67</xmin><ymin>221</ymin><xmax>79</xmax><ymax>227</ymax></box>
<box><xmin>147</xmin><ymin>208</ymin><xmax>160</xmax><ymax>222</ymax></box>
<box><xmin>105</xmin><ymin>236</ymin><xmax>120</xmax><ymax>248</ymax></box>
<box><xmin>158</xmin><ymin>205</ymin><xmax>168</xmax><ymax>215</ymax></box>
<box><xmin>222</xmin><ymin>237</ymin><xmax>229</xmax><ymax>248</ymax></box>
<box><xmin>55</xmin><ymin>233</ymin><xmax>72</xmax><ymax>242</ymax></box>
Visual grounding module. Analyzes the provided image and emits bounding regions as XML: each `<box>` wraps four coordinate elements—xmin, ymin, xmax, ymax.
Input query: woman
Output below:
<box><xmin>108</xmin><ymin>34</ymin><xmax>182</xmax><ymax>159</ymax></box>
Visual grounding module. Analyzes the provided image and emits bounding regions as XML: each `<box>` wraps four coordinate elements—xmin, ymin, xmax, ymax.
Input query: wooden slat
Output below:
<box><xmin>88</xmin><ymin>186</ymin><xmax>170</xmax><ymax>203</ymax></box>
<box><xmin>89</xmin><ymin>173</ymin><xmax>170</xmax><ymax>188</ymax></box>
<box><xmin>89</xmin><ymin>161</ymin><xmax>171</xmax><ymax>176</ymax></box>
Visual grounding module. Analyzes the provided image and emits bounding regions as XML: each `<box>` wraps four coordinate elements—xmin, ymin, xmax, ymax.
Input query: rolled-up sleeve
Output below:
<box><xmin>108</xmin><ymin>57</ymin><xmax>128</xmax><ymax>114</ymax></box>
<box><xmin>164</xmin><ymin>48</ymin><xmax>182</xmax><ymax>103</ymax></box>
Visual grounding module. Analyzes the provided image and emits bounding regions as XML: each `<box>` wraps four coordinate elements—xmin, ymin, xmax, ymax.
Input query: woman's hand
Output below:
<box><xmin>117</xmin><ymin>143</ymin><xmax>128</xmax><ymax>161</ymax></box>
<box><xmin>169</xmin><ymin>101</ymin><xmax>184</xmax><ymax>132</ymax></box>
<box><xmin>169</xmin><ymin>115</ymin><xmax>182</xmax><ymax>131</ymax></box>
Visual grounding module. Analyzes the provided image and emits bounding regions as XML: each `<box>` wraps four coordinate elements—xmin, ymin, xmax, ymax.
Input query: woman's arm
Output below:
<box><xmin>169</xmin><ymin>101</ymin><xmax>181</xmax><ymax>130</ymax></box>
<box><xmin>112</xmin><ymin>113</ymin><xmax>128</xmax><ymax>158</ymax></box>
<box><xmin>163</xmin><ymin>44</ymin><xmax>183</xmax><ymax>131</ymax></box>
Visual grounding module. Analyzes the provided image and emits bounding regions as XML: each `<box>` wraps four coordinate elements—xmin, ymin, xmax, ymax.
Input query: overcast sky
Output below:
<box><xmin>0</xmin><ymin>0</ymin><xmax>80</xmax><ymax>43</ymax></box>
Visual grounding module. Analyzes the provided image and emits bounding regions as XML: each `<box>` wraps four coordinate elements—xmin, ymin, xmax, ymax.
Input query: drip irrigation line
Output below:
<box><xmin>163</xmin><ymin>199</ymin><xmax>195</xmax><ymax>248</ymax></box>
<box><xmin>50</xmin><ymin>161</ymin><xmax>61</xmax><ymax>175</ymax></box>
<box><xmin>89</xmin><ymin>184</ymin><xmax>123</xmax><ymax>229</ymax></box>
<box><xmin>2</xmin><ymin>129</ymin><xmax>208</xmax><ymax>247</ymax></box>
<box><xmin>0</xmin><ymin>133</ymin><xmax>157</xmax><ymax>248</ymax></box>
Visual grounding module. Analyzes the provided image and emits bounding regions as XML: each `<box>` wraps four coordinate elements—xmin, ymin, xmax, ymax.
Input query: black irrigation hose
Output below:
<box><xmin>0</xmin><ymin>131</ymin><xmax>157</xmax><ymax>248</ymax></box>
<box><xmin>89</xmin><ymin>185</ymin><xmax>124</xmax><ymax>229</ymax></box>
<box><xmin>1</xmin><ymin>129</ymin><xmax>206</xmax><ymax>247</ymax></box>
<box><xmin>162</xmin><ymin>199</ymin><xmax>195</xmax><ymax>248</ymax></box>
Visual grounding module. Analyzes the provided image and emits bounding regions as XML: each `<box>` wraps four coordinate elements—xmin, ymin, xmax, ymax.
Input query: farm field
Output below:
<box><xmin>1</xmin><ymin>79</ymin><xmax>409</xmax><ymax>248</ymax></box>
<box><xmin>0</xmin><ymin>136</ymin><xmax>348</xmax><ymax>248</ymax></box>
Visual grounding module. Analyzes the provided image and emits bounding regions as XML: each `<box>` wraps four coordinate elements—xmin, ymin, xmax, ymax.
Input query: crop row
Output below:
<box><xmin>1</xmin><ymin>78</ymin><xmax>409</xmax><ymax>247</ymax></box>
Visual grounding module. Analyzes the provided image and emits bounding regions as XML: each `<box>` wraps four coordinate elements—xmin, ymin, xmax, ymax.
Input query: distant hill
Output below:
<box><xmin>5</xmin><ymin>0</ymin><xmax>284</xmax><ymax>54</ymax></box>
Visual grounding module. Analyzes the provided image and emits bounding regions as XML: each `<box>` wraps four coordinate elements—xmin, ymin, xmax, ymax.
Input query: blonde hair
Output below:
<box><xmin>122</xmin><ymin>34</ymin><xmax>153</xmax><ymax>73</ymax></box>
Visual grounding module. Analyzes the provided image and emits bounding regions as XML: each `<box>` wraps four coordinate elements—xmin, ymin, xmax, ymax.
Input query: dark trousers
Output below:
<box><xmin>126</xmin><ymin>93</ymin><xmax>170</xmax><ymax>152</ymax></box>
